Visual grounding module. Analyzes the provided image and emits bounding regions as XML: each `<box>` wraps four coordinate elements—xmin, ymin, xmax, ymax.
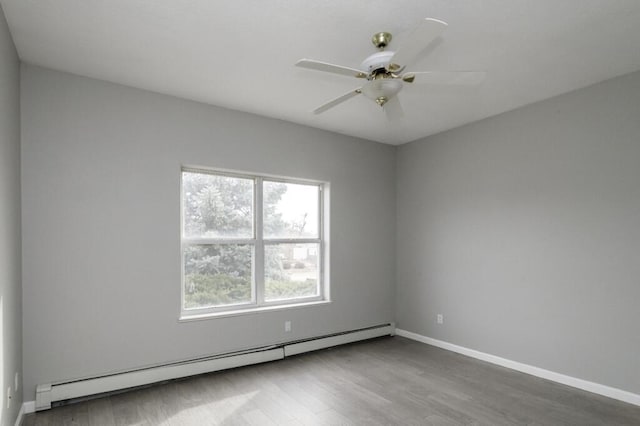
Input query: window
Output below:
<box><xmin>181</xmin><ymin>168</ymin><xmax>327</xmax><ymax>318</ymax></box>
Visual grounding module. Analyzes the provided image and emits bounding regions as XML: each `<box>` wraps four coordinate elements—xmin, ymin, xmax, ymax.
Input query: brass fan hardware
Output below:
<box><xmin>373</xmin><ymin>72</ymin><xmax>392</xmax><ymax>80</ymax></box>
<box><xmin>402</xmin><ymin>74</ymin><xmax>415</xmax><ymax>83</ymax></box>
<box><xmin>387</xmin><ymin>63</ymin><xmax>402</xmax><ymax>72</ymax></box>
<box><xmin>375</xmin><ymin>96</ymin><xmax>388</xmax><ymax>106</ymax></box>
<box><xmin>371</xmin><ymin>32</ymin><xmax>392</xmax><ymax>50</ymax></box>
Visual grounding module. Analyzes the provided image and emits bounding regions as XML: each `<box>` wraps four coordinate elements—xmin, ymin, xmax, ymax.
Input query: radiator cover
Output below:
<box><xmin>35</xmin><ymin>323</ymin><xmax>394</xmax><ymax>410</ymax></box>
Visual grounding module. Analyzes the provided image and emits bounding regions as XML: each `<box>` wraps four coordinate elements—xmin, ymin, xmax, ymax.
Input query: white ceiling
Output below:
<box><xmin>2</xmin><ymin>1</ymin><xmax>640</xmax><ymax>145</ymax></box>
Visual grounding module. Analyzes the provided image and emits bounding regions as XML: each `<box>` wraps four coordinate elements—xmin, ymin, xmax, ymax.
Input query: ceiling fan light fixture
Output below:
<box><xmin>361</xmin><ymin>79</ymin><xmax>403</xmax><ymax>106</ymax></box>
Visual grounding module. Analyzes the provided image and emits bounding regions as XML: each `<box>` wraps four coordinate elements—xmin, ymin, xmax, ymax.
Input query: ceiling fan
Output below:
<box><xmin>295</xmin><ymin>18</ymin><xmax>485</xmax><ymax>120</ymax></box>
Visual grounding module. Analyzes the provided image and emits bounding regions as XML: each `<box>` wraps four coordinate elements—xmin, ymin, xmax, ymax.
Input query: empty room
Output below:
<box><xmin>1</xmin><ymin>1</ymin><xmax>640</xmax><ymax>425</ymax></box>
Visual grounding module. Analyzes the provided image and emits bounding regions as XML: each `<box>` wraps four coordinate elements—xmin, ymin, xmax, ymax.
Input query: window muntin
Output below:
<box><xmin>181</xmin><ymin>168</ymin><xmax>325</xmax><ymax>317</ymax></box>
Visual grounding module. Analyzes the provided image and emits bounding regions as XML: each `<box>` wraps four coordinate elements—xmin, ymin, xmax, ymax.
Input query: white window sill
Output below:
<box><xmin>179</xmin><ymin>299</ymin><xmax>332</xmax><ymax>322</ymax></box>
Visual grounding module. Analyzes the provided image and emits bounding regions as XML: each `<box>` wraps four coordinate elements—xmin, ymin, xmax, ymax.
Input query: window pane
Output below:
<box><xmin>263</xmin><ymin>181</ymin><xmax>319</xmax><ymax>239</ymax></box>
<box><xmin>183</xmin><ymin>244</ymin><xmax>253</xmax><ymax>309</ymax></box>
<box><xmin>183</xmin><ymin>172</ymin><xmax>253</xmax><ymax>238</ymax></box>
<box><xmin>265</xmin><ymin>243</ymin><xmax>319</xmax><ymax>301</ymax></box>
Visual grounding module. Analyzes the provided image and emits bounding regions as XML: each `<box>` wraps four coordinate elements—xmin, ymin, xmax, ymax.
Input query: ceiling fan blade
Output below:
<box><xmin>313</xmin><ymin>88</ymin><xmax>362</xmax><ymax>114</ymax></box>
<box><xmin>402</xmin><ymin>71</ymin><xmax>486</xmax><ymax>85</ymax></box>
<box><xmin>387</xmin><ymin>18</ymin><xmax>448</xmax><ymax>72</ymax></box>
<box><xmin>383</xmin><ymin>96</ymin><xmax>404</xmax><ymax>121</ymax></box>
<box><xmin>296</xmin><ymin>59</ymin><xmax>367</xmax><ymax>79</ymax></box>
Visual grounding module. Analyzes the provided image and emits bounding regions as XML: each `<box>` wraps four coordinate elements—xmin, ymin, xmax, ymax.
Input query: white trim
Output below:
<box><xmin>14</xmin><ymin>401</ymin><xmax>35</xmax><ymax>426</ymax></box>
<box><xmin>182</xmin><ymin>238</ymin><xmax>256</xmax><ymax>245</ymax></box>
<box><xmin>179</xmin><ymin>299</ymin><xmax>331</xmax><ymax>322</ymax></box>
<box><xmin>13</xmin><ymin>404</ymin><xmax>24</xmax><ymax>426</ymax></box>
<box><xmin>22</xmin><ymin>401</ymin><xmax>35</xmax><ymax>414</ymax></box>
<box><xmin>262</xmin><ymin>238</ymin><xmax>321</xmax><ymax>245</ymax></box>
<box><xmin>284</xmin><ymin>324</ymin><xmax>394</xmax><ymax>356</ymax></box>
<box><xmin>254</xmin><ymin>176</ymin><xmax>264</xmax><ymax>306</ymax></box>
<box><xmin>395</xmin><ymin>328</ymin><xmax>640</xmax><ymax>407</ymax></box>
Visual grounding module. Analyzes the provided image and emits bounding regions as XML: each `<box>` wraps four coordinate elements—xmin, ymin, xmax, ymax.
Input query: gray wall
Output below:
<box><xmin>21</xmin><ymin>65</ymin><xmax>396</xmax><ymax>400</ymax></box>
<box><xmin>397</xmin><ymin>71</ymin><xmax>640</xmax><ymax>394</ymax></box>
<box><xmin>0</xmin><ymin>4</ymin><xmax>21</xmax><ymax>425</ymax></box>
<box><xmin>20</xmin><ymin>57</ymin><xmax>640</xmax><ymax>404</ymax></box>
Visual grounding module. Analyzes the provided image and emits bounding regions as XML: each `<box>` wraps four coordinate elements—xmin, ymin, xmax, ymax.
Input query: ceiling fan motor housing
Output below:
<box><xmin>360</xmin><ymin>51</ymin><xmax>395</xmax><ymax>75</ymax></box>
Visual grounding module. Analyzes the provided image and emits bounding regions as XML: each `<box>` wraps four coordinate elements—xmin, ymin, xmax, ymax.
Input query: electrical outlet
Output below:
<box><xmin>15</xmin><ymin>372</ymin><xmax>19</xmax><ymax>392</ymax></box>
<box><xmin>284</xmin><ymin>320</ymin><xmax>292</xmax><ymax>332</ymax></box>
<box><xmin>437</xmin><ymin>314</ymin><xmax>444</xmax><ymax>324</ymax></box>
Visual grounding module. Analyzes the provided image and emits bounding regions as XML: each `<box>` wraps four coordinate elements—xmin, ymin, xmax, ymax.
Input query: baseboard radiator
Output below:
<box><xmin>35</xmin><ymin>323</ymin><xmax>394</xmax><ymax>410</ymax></box>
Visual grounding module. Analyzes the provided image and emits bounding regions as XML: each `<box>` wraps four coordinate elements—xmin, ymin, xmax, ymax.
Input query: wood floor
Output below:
<box><xmin>23</xmin><ymin>336</ymin><xmax>640</xmax><ymax>425</ymax></box>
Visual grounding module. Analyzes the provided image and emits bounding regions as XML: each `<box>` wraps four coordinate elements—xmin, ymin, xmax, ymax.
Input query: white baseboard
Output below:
<box><xmin>14</xmin><ymin>401</ymin><xmax>35</xmax><ymax>426</ymax></box>
<box><xmin>22</xmin><ymin>400</ymin><xmax>35</xmax><ymax>414</ymax></box>
<box><xmin>395</xmin><ymin>328</ymin><xmax>640</xmax><ymax>407</ymax></box>
<box><xmin>14</xmin><ymin>404</ymin><xmax>24</xmax><ymax>426</ymax></box>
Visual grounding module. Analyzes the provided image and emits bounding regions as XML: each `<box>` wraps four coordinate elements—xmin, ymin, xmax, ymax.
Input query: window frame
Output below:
<box><xmin>180</xmin><ymin>167</ymin><xmax>328</xmax><ymax>319</ymax></box>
